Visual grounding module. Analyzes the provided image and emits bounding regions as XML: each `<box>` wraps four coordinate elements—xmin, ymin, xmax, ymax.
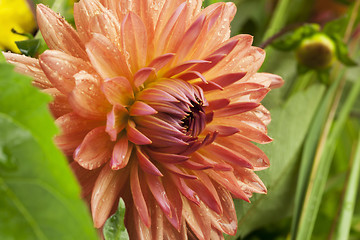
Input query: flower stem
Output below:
<box><xmin>262</xmin><ymin>0</ymin><xmax>291</xmax><ymax>42</ymax></box>
<box><xmin>334</xmin><ymin>131</ymin><xmax>360</xmax><ymax>240</ymax></box>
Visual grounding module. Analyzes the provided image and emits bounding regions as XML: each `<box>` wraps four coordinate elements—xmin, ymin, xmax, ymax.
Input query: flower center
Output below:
<box><xmin>134</xmin><ymin>79</ymin><xmax>209</xmax><ymax>150</ymax></box>
<box><xmin>181</xmin><ymin>97</ymin><xmax>206</xmax><ymax>137</ymax></box>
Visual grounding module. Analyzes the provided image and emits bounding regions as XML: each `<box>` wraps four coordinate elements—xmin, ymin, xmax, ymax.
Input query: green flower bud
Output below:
<box><xmin>296</xmin><ymin>33</ymin><xmax>336</xmax><ymax>69</ymax></box>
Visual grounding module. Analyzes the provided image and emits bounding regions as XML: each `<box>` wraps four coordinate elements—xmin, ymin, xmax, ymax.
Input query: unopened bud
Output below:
<box><xmin>296</xmin><ymin>33</ymin><xmax>336</xmax><ymax>69</ymax></box>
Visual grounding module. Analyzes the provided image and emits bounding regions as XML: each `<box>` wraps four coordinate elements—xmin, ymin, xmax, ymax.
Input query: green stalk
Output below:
<box><xmin>262</xmin><ymin>0</ymin><xmax>291</xmax><ymax>42</ymax></box>
<box><xmin>290</xmin><ymin>71</ymin><xmax>341</xmax><ymax>239</ymax></box>
<box><xmin>334</xmin><ymin>131</ymin><xmax>360</xmax><ymax>240</ymax></box>
<box><xmin>292</xmin><ymin>1</ymin><xmax>360</xmax><ymax>238</ymax></box>
<box><xmin>296</xmin><ymin>76</ymin><xmax>360</xmax><ymax>240</ymax></box>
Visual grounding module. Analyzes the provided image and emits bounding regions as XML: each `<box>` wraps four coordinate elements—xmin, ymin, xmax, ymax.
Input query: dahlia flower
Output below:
<box><xmin>5</xmin><ymin>0</ymin><xmax>283</xmax><ymax>239</ymax></box>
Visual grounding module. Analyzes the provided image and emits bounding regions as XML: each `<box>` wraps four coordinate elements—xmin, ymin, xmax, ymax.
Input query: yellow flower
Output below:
<box><xmin>0</xmin><ymin>0</ymin><xmax>36</xmax><ymax>53</ymax></box>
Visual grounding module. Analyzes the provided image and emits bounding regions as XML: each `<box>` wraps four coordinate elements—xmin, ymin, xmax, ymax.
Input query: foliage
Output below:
<box><xmin>0</xmin><ymin>57</ymin><xmax>97</xmax><ymax>239</ymax></box>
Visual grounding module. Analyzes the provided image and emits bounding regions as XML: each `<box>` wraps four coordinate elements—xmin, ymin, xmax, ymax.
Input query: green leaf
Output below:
<box><xmin>0</xmin><ymin>62</ymin><xmax>98</xmax><ymax>239</ymax></box>
<box><xmin>103</xmin><ymin>198</ymin><xmax>129</xmax><ymax>240</ymax></box>
<box><xmin>331</xmin><ymin>35</ymin><xmax>358</xmax><ymax>66</ymax></box>
<box><xmin>226</xmin><ymin>84</ymin><xmax>325</xmax><ymax>239</ymax></box>
<box><xmin>15</xmin><ymin>39</ymin><xmax>41</xmax><ymax>57</ymax></box>
<box><xmin>271</xmin><ymin>24</ymin><xmax>320</xmax><ymax>51</ymax></box>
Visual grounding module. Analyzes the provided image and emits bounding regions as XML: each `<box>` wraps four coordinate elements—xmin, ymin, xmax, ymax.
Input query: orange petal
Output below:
<box><xmin>55</xmin><ymin>112</ymin><xmax>102</xmax><ymax>155</ymax></box>
<box><xmin>86</xmin><ymin>33</ymin><xmax>132</xmax><ymax>79</ymax></box>
<box><xmin>42</xmin><ymin>88</ymin><xmax>72</xmax><ymax>118</ymax></box>
<box><xmin>91</xmin><ymin>164</ymin><xmax>128</xmax><ymax>228</ymax></box>
<box><xmin>111</xmin><ymin>135</ymin><xmax>132</xmax><ymax>170</ymax></box>
<box><xmin>102</xmin><ymin>76</ymin><xmax>134</xmax><ymax>106</ymax></box>
<box><xmin>39</xmin><ymin>50</ymin><xmax>94</xmax><ymax>94</ymax></box>
<box><xmin>68</xmin><ymin>72</ymin><xmax>111</xmax><ymax>120</ymax></box>
<box><xmin>74</xmin><ymin>0</ymin><xmax>121</xmax><ymax>44</ymax></box>
<box><xmin>36</xmin><ymin>4</ymin><xmax>88</xmax><ymax>60</ymax></box>
<box><xmin>121</xmin><ymin>12</ymin><xmax>148</xmax><ymax>72</ymax></box>
<box><xmin>74</xmin><ymin>126</ymin><xmax>113</xmax><ymax>170</ymax></box>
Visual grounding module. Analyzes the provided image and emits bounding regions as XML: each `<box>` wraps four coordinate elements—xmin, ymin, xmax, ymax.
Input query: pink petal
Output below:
<box><xmin>68</xmin><ymin>71</ymin><xmax>111</xmax><ymax>120</ymax></box>
<box><xmin>186</xmin><ymin>171</ymin><xmax>222</xmax><ymax>214</ymax></box>
<box><xmin>146</xmin><ymin>174</ymin><xmax>172</xmax><ymax>216</ymax></box>
<box><xmin>133</xmin><ymin>67</ymin><xmax>156</xmax><ymax>88</ymax></box>
<box><xmin>189</xmin><ymin>2</ymin><xmax>236</xmax><ymax>59</ymax></box>
<box><xmin>4</xmin><ymin>52</ymin><xmax>52</xmax><ymax>89</ymax></box>
<box><xmin>174</xmin><ymin>14</ymin><xmax>205</xmax><ymax>61</ymax></box>
<box><xmin>182</xmin><ymin>198</ymin><xmax>211</xmax><ymax>240</ymax></box>
<box><xmin>74</xmin><ymin>126</ymin><xmax>113</xmax><ymax>170</ymax></box>
<box><xmin>214</xmin><ymin>134</ymin><xmax>270</xmax><ymax>170</ymax></box>
<box><xmin>147</xmin><ymin>53</ymin><xmax>176</xmax><ymax>71</ymax></box>
<box><xmin>204</xmin><ymin>125</ymin><xmax>239</xmax><ymax>137</ymax></box>
<box><xmin>207</xmin><ymin>169</ymin><xmax>249</xmax><ymax>201</ymax></box>
<box><xmin>111</xmin><ymin>135</ymin><xmax>133</xmax><ymax>170</ymax></box>
<box><xmin>233</xmin><ymin>167</ymin><xmax>267</xmax><ymax>195</ymax></box>
<box><xmin>197</xmin><ymin>72</ymin><xmax>246</xmax><ymax>92</ymax></box>
<box><xmin>86</xmin><ymin>33</ymin><xmax>132</xmax><ymax>79</ymax></box>
<box><xmin>170</xmin><ymin>174</ymin><xmax>200</xmax><ymax>205</ymax></box>
<box><xmin>102</xmin><ymin>76</ymin><xmax>134</xmax><ymax>106</ymax></box>
<box><xmin>154</xmin><ymin>2</ymin><xmax>187</xmax><ymax>56</ymax></box>
<box><xmin>163</xmin><ymin>60</ymin><xmax>210</xmax><ymax>78</ymax></box>
<box><xmin>200</xmin><ymin>143</ymin><xmax>253</xmax><ymax>169</ymax></box>
<box><xmin>190</xmin><ymin>152</ymin><xmax>233</xmax><ymax>171</ymax></box>
<box><xmin>39</xmin><ymin>50</ymin><xmax>94</xmax><ymax>94</ymax></box>
<box><xmin>205</xmin><ymin>34</ymin><xmax>254</xmax><ymax>77</ymax></box>
<box><xmin>36</xmin><ymin>4</ymin><xmax>87</xmax><ymax>60</ymax></box>
<box><xmin>177</xmin><ymin>71</ymin><xmax>207</xmax><ymax>83</ymax></box>
<box><xmin>126</xmin><ymin>120</ymin><xmax>152</xmax><ymax>145</ymax></box>
<box><xmin>189</xmin><ymin>53</ymin><xmax>226</xmax><ymax>74</ymax></box>
<box><xmin>55</xmin><ymin>112</ymin><xmax>102</xmax><ymax>155</ymax></box>
<box><xmin>214</xmin><ymin>102</ymin><xmax>260</xmax><ymax>118</ymax></box>
<box><xmin>129</xmin><ymin>101</ymin><xmax>157</xmax><ymax>116</ymax></box>
<box><xmin>91</xmin><ymin>164</ymin><xmax>128</xmax><ymax>228</ymax></box>
<box><xmin>206</xmin><ymin>98</ymin><xmax>230</xmax><ymax>111</ymax></box>
<box><xmin>106</xmin><ymin>105</ymin><xmax>127</xmax><ymax>141</ymax></box>
<box><xmin>136</xmin><ymin>147</ymin><xmax>163</xmax><ymax>176</ymax></box>
<box><xmin>209</xmin><ymin>184</ymin><xmax>238</xmax><ymax>236</ymax></box>
<box><xmin>130</xmin><ymin>161</ymin><xmax>151</xmax><ymax>227</ymax></box>
<box><xmin>163</xmin><ymin>176</ymin><xmax>183</xmax><ymax>231</ymax></box>
<box><xmin>137</xmin><ymin>88</ymin><xmax>179</xmax><ymax>102</ymax></box>
<box><xmin>146</xmin><ymin>149</ymin><xmax>189</xmax><ymax>164</ymax></box>
<box><xmin>162</xmin><ymin>164</ymin><xmax>197</xmax><ymax>179</ymax></box>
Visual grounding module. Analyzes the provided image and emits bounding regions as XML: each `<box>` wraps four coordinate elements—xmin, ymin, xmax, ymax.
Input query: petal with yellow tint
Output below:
<box><xmin>36</xmin><ymin>4</ymin><xmax>88</xmax><ymax>60</ymax></box>
<box><xmin>121</xmin><ymin>12</ymin><xmax>148</xmax><ymax>72</ymax></box>
<box><xmin>86</xmin><ymin>33</ymin><xmax>132</xmax><ymax>79</ymax></box>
